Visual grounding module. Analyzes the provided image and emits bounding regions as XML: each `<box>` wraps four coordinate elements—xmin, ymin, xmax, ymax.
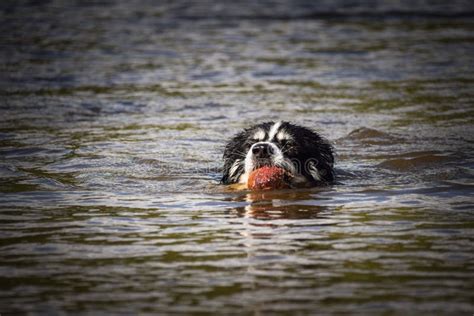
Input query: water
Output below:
<box><xmin>1</xmin><ymin>1</ymin><xmax>474</xmax><ymax>314</ymax></box>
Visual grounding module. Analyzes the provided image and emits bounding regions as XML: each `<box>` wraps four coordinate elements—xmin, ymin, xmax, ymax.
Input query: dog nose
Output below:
<box><xmin>252</xmin><ymin>143</ymin><xmax>274</xmax><ymax>158</ymax></box>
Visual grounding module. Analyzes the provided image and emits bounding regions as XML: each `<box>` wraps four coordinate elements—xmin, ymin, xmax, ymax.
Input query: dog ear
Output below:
<box><xmin>305</xmin><ymin>158</ymin><xmax>334</xmax><ymax>183</ymax></box>
<box><xmin>296</xmin><ymin>125</ymin><xmax>335</xmax><ymax>183</ymax></box>
<box><xmin>221</xmin><ymin>159</ymin><xmax>244</xmax><ymax>184</ymax></box>
<box><xmin>221</xmin><ymin>131</ymin><xmax>248</xmax><ymax>184</ymax></box>
<box><xmin>306</xmin><ymin>159</ymin><xmax>322</xmax><ymax>182</ymax></box>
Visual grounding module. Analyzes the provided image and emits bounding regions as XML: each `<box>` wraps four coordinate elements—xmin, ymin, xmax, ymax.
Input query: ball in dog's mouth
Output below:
<box><xmin>247</xmin><ymin>166</ymin><xmax>290</xmax><ymax>191</ymax></box>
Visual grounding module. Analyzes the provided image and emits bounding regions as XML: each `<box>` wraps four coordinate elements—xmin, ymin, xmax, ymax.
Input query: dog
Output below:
<box><xmin>221</xmin><ymin>121</ymin><xmax>335</xmax><ymax>188</ymax></box>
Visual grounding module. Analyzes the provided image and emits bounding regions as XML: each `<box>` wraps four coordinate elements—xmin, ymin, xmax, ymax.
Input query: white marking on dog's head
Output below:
<box><xmin>276</xmin><ymin>129</ymin><xmax>292</xmax><ymax>141</ymax></box>
<box><xmin>252</xmin><ymin>129</ymin><xmax>266</xmax><ymax>141</ymax></box>
<box><xmin>268</xmin><ymin>121</ymin><xmax>282</xmax><ymax>141</ymax></box>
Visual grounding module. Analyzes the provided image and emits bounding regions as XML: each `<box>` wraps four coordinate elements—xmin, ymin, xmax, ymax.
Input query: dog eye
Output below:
<box><xmin>245</xmin><ymin>139</ymin><xmax>256</xmax><ymax>147</ymax></box>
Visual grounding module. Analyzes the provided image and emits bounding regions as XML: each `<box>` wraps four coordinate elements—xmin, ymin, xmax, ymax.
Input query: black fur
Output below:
<box><xmin>221</xmin><ymin>121</ymin><xmax>335</xmax><ymax>186</ymax></box>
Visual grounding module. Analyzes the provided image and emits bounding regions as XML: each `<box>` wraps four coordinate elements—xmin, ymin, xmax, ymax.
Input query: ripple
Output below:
<box><xmin>1</xmin><ymin>1</ymin><xmax>473</xmax><ymax>314</ymax></box>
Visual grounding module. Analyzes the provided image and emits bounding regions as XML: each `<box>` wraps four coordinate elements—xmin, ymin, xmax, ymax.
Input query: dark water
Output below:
<box><xmin>1</xmin><ymin>1</ymin><xmax>474</xmax><ymax>314</ymax></box>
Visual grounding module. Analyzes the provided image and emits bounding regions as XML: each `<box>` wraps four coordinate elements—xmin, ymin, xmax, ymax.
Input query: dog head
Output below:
<box><xmin>221</xmin><ymin>121</ymin><xmax>334</xmax><ymax>187</ymax></box>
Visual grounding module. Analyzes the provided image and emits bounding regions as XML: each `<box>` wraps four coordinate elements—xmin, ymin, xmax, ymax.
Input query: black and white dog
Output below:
<box><xmin>221</xmin><ymin>121</ymin><xmax>335</xmax><ymax>188</ymax></box>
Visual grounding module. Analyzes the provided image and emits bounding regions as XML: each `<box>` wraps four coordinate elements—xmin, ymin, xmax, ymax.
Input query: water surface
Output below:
<box><xmin>1</xmin><ymin>1</ymin><xmax>474</xmax><ymax>314</ymax></box>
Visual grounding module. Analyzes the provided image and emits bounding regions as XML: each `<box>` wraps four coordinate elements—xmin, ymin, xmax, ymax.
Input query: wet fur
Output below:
<box><xmin>221</xmin><ymin>121</ymin><xmax>335</xmax><ymax>187</ymax></box>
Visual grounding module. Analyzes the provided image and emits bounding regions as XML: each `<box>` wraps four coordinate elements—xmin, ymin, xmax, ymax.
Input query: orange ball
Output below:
<box><xmin>247</xmin><ymin>166</ymin><xmax>289</xmax><ymax>191</ymax></box>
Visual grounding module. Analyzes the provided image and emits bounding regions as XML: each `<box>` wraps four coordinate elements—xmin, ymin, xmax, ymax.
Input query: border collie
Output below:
<box><xmin>221</xmin><ymin>121</ymin><xmax>335</xmax><ymax>188</ymax></box>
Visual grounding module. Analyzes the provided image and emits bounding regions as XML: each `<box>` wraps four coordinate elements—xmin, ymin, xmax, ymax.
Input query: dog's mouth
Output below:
<box><xmin>245</xmin><ymin>143</ymin><xmax>297</xmax><ymax>180</ymax></box>
<box><xmin>252</xmin><ymin>157</ymin><xmax>296</xmax><ymax>177</ymax></box>
<box><xmin>254</xmin><ymin>158</ymin><xmax>273</xmax><ymax>169</ymax></box>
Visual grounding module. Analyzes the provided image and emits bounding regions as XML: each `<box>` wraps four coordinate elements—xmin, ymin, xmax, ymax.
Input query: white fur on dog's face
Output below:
<box><xmin>239</xmin><ymin>121</ymin><xmax>297</xmax><ymax>184</ymax></box>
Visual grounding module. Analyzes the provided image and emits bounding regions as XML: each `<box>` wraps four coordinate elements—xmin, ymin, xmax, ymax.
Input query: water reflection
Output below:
<box><xmin>229</xmin><ymin>190</ymin><xmax>327</xmax><ymax>219</ymax></box>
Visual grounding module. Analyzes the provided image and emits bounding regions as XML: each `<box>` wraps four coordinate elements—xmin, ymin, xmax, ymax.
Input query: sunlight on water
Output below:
<box><xmin>1</xmin><ymin>1</ymin><xmax>473</xmax><ymax>314</ymax></box>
